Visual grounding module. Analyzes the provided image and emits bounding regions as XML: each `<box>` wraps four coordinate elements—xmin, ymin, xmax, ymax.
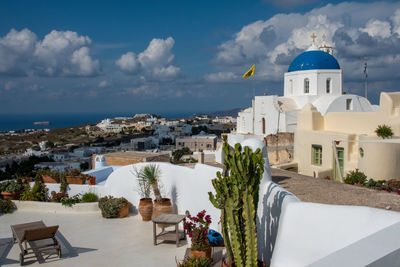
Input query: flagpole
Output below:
<box><xmin>364</xmin><ymin>56</ymin><xmax>368</xmax><ymax>100</ymax></box>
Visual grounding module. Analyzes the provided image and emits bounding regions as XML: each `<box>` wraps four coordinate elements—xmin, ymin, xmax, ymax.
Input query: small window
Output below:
<box><xmin>312</xmin><ymin>145</ymin><xmax>322</xmax><ymax>165</ymax></box>
<box><xmin>304</xmin><ymin>78</ymin><xmax>309</xmax><ymax>94</ymax></box>
<box><xmin>326</xmin><ymin>78</ymin><xmax>331</xmax><ymax>93</ymax></box>
<box><xmin>346</xmin><ymin>99</ymin><xmax>353</xmax><ymax>110</ymax></box>
<box><xmin>289</xmin><ymin>79</ymin><xmax>293</xmax><ymax>94</ymax></box>
<box><xmin>359</xmin><ymin>148</ymin><xmax>364</xmax><ymax>158</ymax></box>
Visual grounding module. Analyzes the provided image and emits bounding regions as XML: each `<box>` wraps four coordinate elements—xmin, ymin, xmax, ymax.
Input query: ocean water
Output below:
<box><xmin>0</xmin><ymin>112</ymin><xmax>193</xmax><ymax>132</ymax></box>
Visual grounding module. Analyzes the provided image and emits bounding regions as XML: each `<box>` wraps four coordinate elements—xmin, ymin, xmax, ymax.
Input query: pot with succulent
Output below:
<box><xmin>0</xmin><ymin>180</ymin><xmax>24</xmax><ymax>200</ymax></box>
<box><xmin>65</xmin><ymin>169</ymin><xmax>87</xmax><ymax>184</ymax></box>
<box><xmin>133</xmin><ymin>166</ymin><xmax>153</xmax><ymax>221</ymax></box>
<box><xmin>98</xmin><ymin>195</ymin><xmax>130</xmax><ymax>218</ymax></box>
<box><xmin>138</xmin><ymin>164</ymin><xmax>172</xmax><ymax>219</ymax></box>
<box><xmin>184</xmin><ymin>210</ymin><xmax>212</xmax><ymax>260</ymax></box>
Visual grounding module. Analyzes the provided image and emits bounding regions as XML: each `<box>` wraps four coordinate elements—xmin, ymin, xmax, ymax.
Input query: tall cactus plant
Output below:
<box><xmin>209</xmin><ymin>141</ymin><xmax>264</xmax><ymax>267</ymax></box>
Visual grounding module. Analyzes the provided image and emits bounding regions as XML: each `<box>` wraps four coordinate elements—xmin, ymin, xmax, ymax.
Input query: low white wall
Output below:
<box><xmin>12</xmin><ymin>200</ymin><xmax>100</xmax><ymax>214</ymax></box>
<box><xmin>270</xmin><ymin>203</ymin><xmax>400</xmax><ymax>267</ymax></box>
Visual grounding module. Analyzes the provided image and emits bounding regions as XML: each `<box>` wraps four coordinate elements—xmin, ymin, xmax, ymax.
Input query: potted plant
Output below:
<box><xmin>133</xmin><ymin>166</ymin><xmax>153</xmax><ymax>221</ymax></box>
<box><xmin>209</xmin><ymin>141</ymin><xmax>265</xmax><ymax>267</ymax></box>
<box><xmin>139</xmin><ymin>164</ymin><xmax>172</xmax><ymax>219</ymax></box>
<box><xmin>87</xmin><ymin>175</ymin><xmax>96</xmax><ymax>185</ymax></box>
<box><xmin>65</xmin><ymin>169</ymin><xmax>86</xmax><ymax>184</ymax></box>
<box><xmin>0</xmin><ymin>180</ymin><xmax>24</xmax><ymax>200</ymax></box>
<box><xmin>184</xmin><ymin>210</ymin><xmax>212</xmax><ymax>260</ymax></box>
<box><xmin>20</xmin><ymin>181</ymin><xmax>49</xmax><ymax>202</ymax></box>
<box><xmin>98</xmin><ymin>195</ymin><xmax>130</xmax><ymax>218</ymax></box>
<box><xmin>38</xmin><ymin>169</ymin><xmax>59</xmax><ymax>183</ymax></box>
<box><xmin>177</xmin><ymin>256</ymin><xmax>212</xmax><ymax>267</ymax></box>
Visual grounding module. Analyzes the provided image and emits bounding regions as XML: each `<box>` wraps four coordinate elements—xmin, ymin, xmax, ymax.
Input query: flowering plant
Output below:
<box><xmin>184</xmin><ymin>210</ymin><xmax>212</xmax><ymax>251</ymax></box>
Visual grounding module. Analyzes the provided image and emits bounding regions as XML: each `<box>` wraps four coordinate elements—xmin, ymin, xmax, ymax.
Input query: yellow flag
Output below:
<box><xmin>243</xmin><ymin>64</ymin><xmax>255</xmax><ymax>78</ymax></box>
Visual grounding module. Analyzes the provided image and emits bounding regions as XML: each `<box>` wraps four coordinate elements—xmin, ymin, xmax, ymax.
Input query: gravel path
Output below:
<box><xmin>271</xmin><ymin>168</ymin><xmax>400</xmax><ymax>212</ymax></box>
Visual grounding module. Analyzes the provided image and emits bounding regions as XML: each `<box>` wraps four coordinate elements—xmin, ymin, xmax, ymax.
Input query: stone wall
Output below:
<box><xmin>265</xmin><ymin>133</ymin><xmax>294</xmax><ymax>165</ymax></box>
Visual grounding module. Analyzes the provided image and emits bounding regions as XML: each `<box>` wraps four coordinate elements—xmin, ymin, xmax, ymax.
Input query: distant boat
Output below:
<box><xmin>33</xmin><ymin>121</ymin><xmax>50</xmax><ymax>125</ymax></box>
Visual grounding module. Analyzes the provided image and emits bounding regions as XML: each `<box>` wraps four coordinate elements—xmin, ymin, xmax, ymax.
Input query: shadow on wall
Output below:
<box><xmin>171</xmin><ymin>184</ymin><xmax>178</xmax><ymax>214</ymax></box>
<box><xmin>257</xmin><ymin>182</ymin><xmax>296</xmax><ymax>264</ymax></box>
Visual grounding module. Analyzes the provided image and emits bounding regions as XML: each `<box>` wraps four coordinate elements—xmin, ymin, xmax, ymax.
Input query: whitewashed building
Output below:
<box><xmin>236</xmin><ymin>39</ymin><xmax>375</xmax><ymax>137</ymax></box>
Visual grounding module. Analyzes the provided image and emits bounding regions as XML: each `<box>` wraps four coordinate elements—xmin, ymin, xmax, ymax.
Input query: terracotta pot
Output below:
<box><xmin>152</xmin><ymin>198</ymin><xmax>173</xmax><ymax>219</ymax></box>
<box><xmin>42</xmin><ymin>175</ymin><xmax>58</xmax><ymax>183</ymax></box>
<box><xmin>138</xmin><ymin>198</ymin><xmax>153</xmax><ymax>221</ymax></box>
<box><xmin>222</xmin><ymin>258</ymin><xmax>234</xmax><ymax>267</ymax></box>
<box><xmin>190</xmin><ymin>246</ymin><xmax>211</xmax><ymax>260</ymax></box>
<box><xmin>66</xmin><ymin>176</ymin><xmax>85</xmax><ymax>185</ymax></box>
<box><xmin>118</xmin><ymin>202</ymin><xmax>130</xmax><ymax>218</ymax></box>
<box><xmin>1</xmin><ymin>191</ymin><xmax>20</xmax><ymax>200</ymax></box>
<box><xmin>88</xmin><ymin>176</ymin><xmax>96</xmax><ymax>185</ymax></box>
<box><xmin>21</xmin><ymin>177</ymin><xmax>33</xmax><ymax>183</ymax></box>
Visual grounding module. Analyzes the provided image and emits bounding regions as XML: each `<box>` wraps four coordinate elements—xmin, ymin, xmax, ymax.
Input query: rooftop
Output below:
<box><xmin>103</xmin><ymin>151</ymin><xmax>169</xmax><ymax>159</ymax></box>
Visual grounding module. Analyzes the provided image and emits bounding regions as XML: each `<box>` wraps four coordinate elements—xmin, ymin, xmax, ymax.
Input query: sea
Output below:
<box><xmin>0</xmin><ymin>112</ymin><xmax>194</xmax><ymax>132</ymax></box>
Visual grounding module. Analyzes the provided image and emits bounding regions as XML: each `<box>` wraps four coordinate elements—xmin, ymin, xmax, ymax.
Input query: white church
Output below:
<box><xmin>236</xmin><ymin>35</ymin><xmax>376</xmax><ymax>137</ymax></box>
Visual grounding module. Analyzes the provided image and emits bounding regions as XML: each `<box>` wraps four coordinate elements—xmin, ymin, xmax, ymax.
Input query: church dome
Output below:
<box><xmin>288</xmin><ymin>50</ymin><xmax>340</xmax><ymax>72</ymax></box>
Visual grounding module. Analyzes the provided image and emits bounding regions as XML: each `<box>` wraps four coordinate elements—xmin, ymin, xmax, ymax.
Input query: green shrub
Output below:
<box><xmin>344</xmin><ymin>169</ymin><xmax>367</xmax><ymax>185</ymax></box>
<box><xmin>366</xmin><ymin>179</ymin><xmax>381</xmax><ymax>188</ymax></box>
<box><xmin>98</xmin><ymin>196</ymin><xmax>128</xmax><ymax>218</ymax></box>
<box><xmin>0</xmin><ymin>180</ymin><xmax>24</xmax><ymax>193</ymax></box>
<box><xmin>82</xmin><ymin>192</ymin><xmax>98</xmax><ymax>202</ymax></box>
<box><xmin>375</xmin><ymin>124</ymin><xmax>394</xmax><ymax>139</ymax></box>
<box><xmin>61</xmin><ymin>194</ymin><xmax>81</xmax><ymax>207</ymax></box>
<box><xmin>20</xmin><ymin>181</ymin><xmax>49</xmax><ymax>201</ymax></box>
<box><xmin>177</xmin><ymin>256</ymin><xmax>212</xmax><ymax>267</ymax></box>
<box><xmin>0</xmin><ymin>199</ymin><xmax>13</xmax><ymax>214</ymax></box>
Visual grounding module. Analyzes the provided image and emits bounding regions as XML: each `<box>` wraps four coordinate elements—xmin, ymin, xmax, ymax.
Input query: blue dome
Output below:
<box><xmin>288</xmin><ymin>50</ymin><xmax>340</xmax><ymax>72</ymax></box>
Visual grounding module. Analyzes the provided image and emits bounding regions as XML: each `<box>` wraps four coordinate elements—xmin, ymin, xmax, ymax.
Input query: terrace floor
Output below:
<box><xmin>0</xmin><ymin>211</ymin><xmax>189</xmax><ymax>266</ymax></box>
<box><xmin>272</xmin><ymin>168</ymin><xmax>400</xmax><ymax>211</ymax></box>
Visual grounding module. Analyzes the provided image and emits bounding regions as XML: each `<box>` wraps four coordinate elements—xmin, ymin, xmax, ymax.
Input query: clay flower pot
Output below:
<box><xmin>66</xmin><ymin>176</ymin><xmax>85</xmax><ymax>185</ymax></box>
<box><xmin>190</xmin><ymin>246</ymin><xmax>211</xmax><ymax>260</ymax></box>
<box><xmin>1</xmin><ymin>191</ymin><xmax>20</xmax><ymax>200</ymax></box>
<box><xmin>138</xmin><ymin>198</ymin><xmax>153</xmax><ymax>221</ymax></box>
<box><xmin>88</xmin><ymin>176</ymin><xmax>96</xmax><ymax>185</ymax></box>
<box><xmin>152</xmin><ymin>198</ymin><xmax>173</xmax><ymax>219</ymax></box>
<box><xmin>118</xmin><ymin>202</ymin><xmax>130</xmax><ymax>218</ymax></box>
<box><xmin>42</xmin><ymin>175</ymin><xmax>58</xmax><ymax>183</ymax></box>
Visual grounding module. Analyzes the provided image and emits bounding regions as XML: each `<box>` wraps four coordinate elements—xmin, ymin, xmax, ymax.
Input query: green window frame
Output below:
<box><xmin>312</xmin><ymin>145</ymin><xmax>322</xmax><ymax>165</ymax></box>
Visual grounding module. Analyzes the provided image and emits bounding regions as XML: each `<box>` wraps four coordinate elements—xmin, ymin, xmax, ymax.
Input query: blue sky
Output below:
<box><xmin>0</xmin><ymin>0</ymin><xmax>399</xmax><ymax>115</ymax></box>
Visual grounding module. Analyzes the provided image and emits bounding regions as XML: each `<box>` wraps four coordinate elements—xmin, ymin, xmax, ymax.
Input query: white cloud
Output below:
<box><xmin>360</xmin><ymin>19</ymin><xmax>391</xmax><ymax>39</ymax></box>
<box><xmin>204</xmin><ymin>72</ymin><xmax>239</xmax><ymax>83</ymax></box>
<box><xmin>116</xmin><ymin>37</ymin><xmax>181</xmax><ymax>80</ymax></box>
<box><xmin>0</xmin><ymin>29</ymin><xmax>101</xmax><ymax>76</ymax></box>
<box><xmin>115</xmin><ymin>52</ymin><xmax>139</xmax><ymax>73</ymax></box>
<box><xmin>209</xmin><ymin>2</ymin><xmax>400</xmax><ymax>83</ymax></box>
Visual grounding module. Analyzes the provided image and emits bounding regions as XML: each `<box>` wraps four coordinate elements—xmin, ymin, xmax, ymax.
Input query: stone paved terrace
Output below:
<box><xmin>272</xmin><ymin>168</ymin><xmax>400</xmax><ymax>211</ymax></box>
<box><xmin>0</xmin><ymin>211</ymin><xmax>188</xmax><ymax>266</ymax></box>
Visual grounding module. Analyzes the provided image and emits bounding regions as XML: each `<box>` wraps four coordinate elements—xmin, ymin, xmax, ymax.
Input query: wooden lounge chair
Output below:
<box><xmin>10</xmin><ymin>220</ymin><xmax>61</xmax><ymax>266</ymax></box>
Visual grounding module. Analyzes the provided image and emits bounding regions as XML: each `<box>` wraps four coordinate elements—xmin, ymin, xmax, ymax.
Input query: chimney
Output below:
<box><xmin>198</xmin><ymin>151</ymin><xmax>204</xmax><ymax>164</ymax></box>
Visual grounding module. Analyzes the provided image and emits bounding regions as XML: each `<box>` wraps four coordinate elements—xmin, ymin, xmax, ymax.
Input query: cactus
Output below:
<box><xmin>209</xmin><ymin>141</ymin><xmax>264</xmax><ymax>267</ymax></box>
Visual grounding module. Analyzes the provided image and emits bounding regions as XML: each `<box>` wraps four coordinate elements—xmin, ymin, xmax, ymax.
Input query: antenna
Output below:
<box><xmin>364</xmin><ymin>56</ymin><xmax>368</xmax><ymax>100</ymax></box>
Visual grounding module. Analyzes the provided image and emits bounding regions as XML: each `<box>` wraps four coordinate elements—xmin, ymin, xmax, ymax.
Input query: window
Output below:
<box><xmin>207</xmin><ymin>144</ymin><xmax>211</xmax><ymax>148</ymax></box>
<box><xmin>346</xmin><ymin>99</ymin><xmax>353</xmax><ymax>110</ymax></box>
<box><xmin>312</xmin><ymin>145</ymin><xmax>322</xmax><ymax>165</ymax></box>
<box><xmin>289</xmin><ymin>79</ymin><xmax>293</xmax><ymax>94</ymax></box>
<box><xmin>262</xmin><ymin>118</ymin><xmax>266</xmax><ymax>134</ymax></box>
<box><xmin>359</xmin><ymin>147</ymin><xmax>364</xmax><ymax>158</ymax></box>
<box><xmin>304</xmin><ymin>78</ymin><xmax>309</xmax><ymax>93</ymax></box>
<box><xmin>326</xmin><ymin>78</ymin><xmax>331</xmax><ymax>93</ymax></box>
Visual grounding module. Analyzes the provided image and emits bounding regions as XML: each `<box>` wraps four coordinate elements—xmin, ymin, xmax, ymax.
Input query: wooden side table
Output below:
<box><xmin>152</xmin><ymin>214</ymin><xmax>186</xmax><ymax>247</ymax></box>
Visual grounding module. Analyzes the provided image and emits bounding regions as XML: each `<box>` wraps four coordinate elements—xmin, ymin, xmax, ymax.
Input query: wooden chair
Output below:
<box><xmin>10</xmin><ymin>221</ymin><xmax>61</xmax><ymax>265</ymax></box>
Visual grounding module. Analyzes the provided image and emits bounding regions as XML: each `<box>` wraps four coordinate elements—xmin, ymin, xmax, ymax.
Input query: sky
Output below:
<box><xmin>1</xmin><ymin>0</ymin><xmax>400</xmax><ymax>115</ymax></box>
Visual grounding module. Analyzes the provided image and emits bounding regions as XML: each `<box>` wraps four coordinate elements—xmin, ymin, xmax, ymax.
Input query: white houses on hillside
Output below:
<box><xmin>236</xmin><ymin>37</ymin><xmax>375</xmax><ymax>138</ymax></box>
